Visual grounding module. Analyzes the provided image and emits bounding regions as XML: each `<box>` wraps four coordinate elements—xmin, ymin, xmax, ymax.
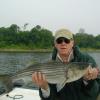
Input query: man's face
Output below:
<box><xmin>55</xmin><ymin>37</ymin><xmax>74</xmax><ymax>56</ymax></box>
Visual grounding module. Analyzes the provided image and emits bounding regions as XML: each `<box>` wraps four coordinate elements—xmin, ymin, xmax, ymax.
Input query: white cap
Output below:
<box><xmin>54</xmin><ymin>29</ymin><xmax>73</xmax><ymax>41</ymax></box>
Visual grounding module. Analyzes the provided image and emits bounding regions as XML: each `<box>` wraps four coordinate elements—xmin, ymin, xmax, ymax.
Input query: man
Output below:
<box><xmin>32</xmin><ymin>29</ymin><xmax>99</xmax><ymax>100</ymax></box>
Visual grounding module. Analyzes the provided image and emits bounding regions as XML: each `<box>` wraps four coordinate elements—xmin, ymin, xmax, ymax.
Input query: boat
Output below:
<box><xmin>0</xmin><ymin>87</ymin><xmax>100</xmax><ymax>100</ymax></box>
<box><xmin>0</xmin><ymin>87</ymin><xmax>40</xmax><ymax>100</ymax></box>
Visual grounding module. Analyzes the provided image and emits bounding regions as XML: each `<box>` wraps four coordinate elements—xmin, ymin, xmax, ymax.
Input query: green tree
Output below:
<box><xmin>75</xmin><ymin>33</ymin><xmax>95</xmax><ymax>48</ymax></box>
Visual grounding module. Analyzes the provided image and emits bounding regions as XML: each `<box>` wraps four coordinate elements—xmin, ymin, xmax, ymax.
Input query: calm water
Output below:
<box><xmin>0</xmin><ymin>52</ymin><xmax>100</xmax><ymax>75</ymax></box>
<box><xmin>88</xmin><ymin>52</ymin><xmax>100</xmax><ymax>66</ymax></box>
<box><xmin>0</xmin><ymin>52</ymin><xmax>51</xmax><ymax>75</ymax></box>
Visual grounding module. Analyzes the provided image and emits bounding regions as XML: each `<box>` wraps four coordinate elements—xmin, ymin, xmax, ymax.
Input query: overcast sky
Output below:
<box><xmin>0</xmin><ymin>0</ymin><xmax>100</xmax><ymax>35</ymax></box>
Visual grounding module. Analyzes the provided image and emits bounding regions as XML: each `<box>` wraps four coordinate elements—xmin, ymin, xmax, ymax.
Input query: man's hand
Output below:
<box><xmin>83</xmin><ymin>66</ymin><xmax>99</xmax><ymax>81</ymax></box>
<box><xmin>32</xmin><ymin>72</ymin><xmax>49</xmax><ymax>90</ymax></box>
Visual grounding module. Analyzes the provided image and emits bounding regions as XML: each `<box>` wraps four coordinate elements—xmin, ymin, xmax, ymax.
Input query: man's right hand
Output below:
<box><xmin>32</xmin><ymin>72</ymin><xmax>49</xmax><ymax>90</ymax></box>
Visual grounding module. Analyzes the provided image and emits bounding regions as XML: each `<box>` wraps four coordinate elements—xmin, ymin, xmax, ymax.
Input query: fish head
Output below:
<box><xmin>64</xmin><ymin>62</ymin><xmax>90</xmax><ymax>83</ymax></box>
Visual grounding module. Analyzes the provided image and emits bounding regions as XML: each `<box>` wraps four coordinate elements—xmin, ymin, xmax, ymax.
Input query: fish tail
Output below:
<box><xmin>0</xmin><ymin>75</ymin><xmax>13</xmax><ymax>94</ymax></box>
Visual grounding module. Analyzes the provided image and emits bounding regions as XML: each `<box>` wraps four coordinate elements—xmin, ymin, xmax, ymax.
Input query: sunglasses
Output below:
<box><xmin>56</xmin><ymin>37</ymin><xmax>70</xmax><ymax>44</ymax></box>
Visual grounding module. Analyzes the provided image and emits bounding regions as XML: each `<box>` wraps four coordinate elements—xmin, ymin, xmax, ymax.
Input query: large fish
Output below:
<box><xmin>0</xmin><ymin>62</ymin><xmax>91</xmax><ymax>94</ymax></box>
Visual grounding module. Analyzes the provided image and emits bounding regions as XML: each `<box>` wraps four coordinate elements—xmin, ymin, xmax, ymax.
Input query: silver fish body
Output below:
<box><xmin>12</xmin><ymin>62</ymin><xmax>90</xmax><ymax>84</ymax></box>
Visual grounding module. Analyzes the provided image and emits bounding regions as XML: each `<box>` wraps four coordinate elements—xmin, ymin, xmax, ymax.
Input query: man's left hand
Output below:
<box><xmin>83</xmin><ymin>67</ymin><xmax>99</xmax><ymax>81</ymax></box>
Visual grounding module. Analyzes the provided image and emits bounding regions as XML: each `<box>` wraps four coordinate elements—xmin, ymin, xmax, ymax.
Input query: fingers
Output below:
<box><xmin>87</xmin><ymin>67</ymin><xmax>93</xmax><ymax>80</ymax></box>
<box><xmin>83</xmin><ymin>67</ymin><xmax>98</xmax><ymax>80</ymax></box>
<box><xmin>32</xmin><ymin>72</ymin><xmax>48</xmax><ymax>90</ymax></box>
<box><xmin>32</xmin><ymin>72</ymin><xmax>44</xmax><ymax>84</ymax></box>
<box><xmin>91</xmin><ymin>68</ymin><xmax>98</xmax><ymax>79</ymax></box>
<box><xmin>33</xmin><ymin>72</ymin><xmax>42</xmax><ymax>83</ymax></box>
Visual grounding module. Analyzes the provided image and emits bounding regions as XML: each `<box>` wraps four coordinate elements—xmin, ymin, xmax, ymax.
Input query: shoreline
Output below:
<box><xmin>80</xmin><ymin>48</ymin><xmax>100</xmax><ymax>53</ymax></box>
<box><xmin>0</xmin><ymin>48</ymin><xmax>52</xmax><ymax>53</ymax></box>
<box><xmin>0</xmin><ymin>48</ymin><xmax>100</xmax><ymax>53</ymax></box>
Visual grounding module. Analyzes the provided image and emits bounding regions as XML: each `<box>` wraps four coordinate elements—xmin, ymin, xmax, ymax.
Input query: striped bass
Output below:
<box><xmin>0</xmin><ymin>62</ymin><xmax>91</xmax><ymax>94</ymax></box>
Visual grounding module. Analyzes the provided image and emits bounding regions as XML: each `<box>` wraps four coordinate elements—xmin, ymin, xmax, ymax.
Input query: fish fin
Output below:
<box><xmin>61</xmin><ymin>79</ymin><xmax>67</xmax><ymax>88</ymax></box>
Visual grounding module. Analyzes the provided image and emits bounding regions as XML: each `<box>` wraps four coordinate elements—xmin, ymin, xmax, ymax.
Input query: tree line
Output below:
<box><xmin>0</xmin><ymin>24</ymin><xmax>100</xmax><ymax>49</ymax></box>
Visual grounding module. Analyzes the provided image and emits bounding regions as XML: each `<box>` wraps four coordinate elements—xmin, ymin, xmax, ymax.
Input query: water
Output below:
<box><xmin>0</xmin><ymin>52</ymin><xmax>51</xmax><ymax>75</ymax></box>
<box><xmin>88</xmin><ymin>52</ymin><xmax>100</xmax><ymax>66</ymax></box>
